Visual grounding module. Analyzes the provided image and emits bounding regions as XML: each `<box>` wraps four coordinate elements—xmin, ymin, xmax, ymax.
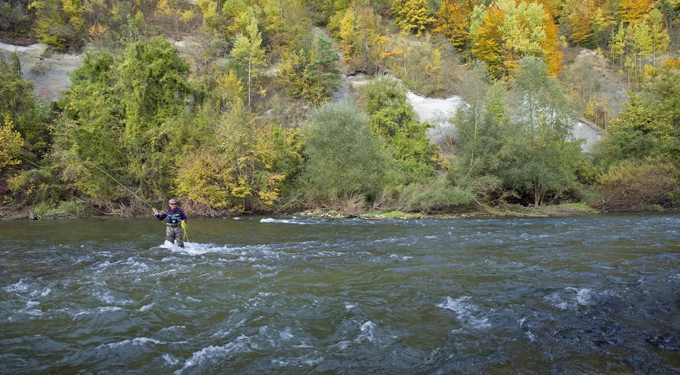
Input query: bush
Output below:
<box><xmin>302</xmin><ymin>100</ymin><xmax>393</xmax><ymax>201</ymax></box>
<box><xmin>395</xmin><ymin>176</ymin><xmax>475</xmax><ymax>213</ymax></box>
<box><xmin>593</xmin><ymin>158</ymin><xmax>678</xmax><ymax>211</ymax></box>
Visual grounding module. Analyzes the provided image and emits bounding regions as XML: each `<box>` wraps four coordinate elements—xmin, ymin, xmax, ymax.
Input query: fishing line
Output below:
<box><xmin>13</xmin><ymin>152</ymin><xmax>189</xmax><ymax>239</ymax></box>
<box><xmin>85</xmin><ymin>160</ymin><xmax>156</xmax><ymax>210</ymax></box>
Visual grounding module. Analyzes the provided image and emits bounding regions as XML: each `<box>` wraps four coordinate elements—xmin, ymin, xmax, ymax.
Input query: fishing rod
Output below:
<box><xmin>86</xmin><ymin>160</ymin><xmax>189</xmax><ymax>242</ymax></box>
<box><xmin>13</xmin><ymin>152</ymin><xmax>189</xmax><ymax>241</ymax></box>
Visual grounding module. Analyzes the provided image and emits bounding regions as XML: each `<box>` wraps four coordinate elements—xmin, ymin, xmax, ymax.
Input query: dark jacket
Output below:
<box><xmin>155</xmin><ymin>207</ymin><xmax>187</xmax><ymax>223</ymax></box>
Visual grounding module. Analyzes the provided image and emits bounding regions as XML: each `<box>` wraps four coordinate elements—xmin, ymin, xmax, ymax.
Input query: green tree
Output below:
<box><xmin>453</xmin><ymin>63</ymin><xmax>509</xmax><ymax>192</ymax></box>
<box><xmin>0</xmin><ymin>54</ymin><xmax>50</xmax><ymax>159</ymax></box>
<box><xmin>360</xmin><ymin>76</ymin><xmax>439</xmax><ymax>180</ymax></box>
<box><xmin>505</xmin><ymin>57</ymin><xmax>582</xmax><ymax>205</ymax></box>
<box><xmin>51</xmin><ymin>38</ymin><xmax>199</xmax><ymax>201</ymax></box>
<box><xmin>278</xmin><ymin>32</ymin><xmax>341</xmax><ymax>105</ymax></box>
<box><xmin>302</xmin><ymin>100</ymin><xmax>392</xmax><ymax>200</ymax></box>
<box><xmin>231</xmin><ymin>15</ymin><xmax>266</xmax><ymax>107</ymax></box>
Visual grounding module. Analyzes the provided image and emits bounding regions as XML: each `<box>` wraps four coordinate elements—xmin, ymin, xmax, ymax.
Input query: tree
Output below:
<box><xmin>618</xmin><ymin>0</ymin><xmax>653</xmax><ymax>24</ymax></box>
<box><xmin>51</xmin><ymin>39</ymin><xmax>199</xmax><ymax>201</ymax></box>
<box><xmin>469</xmin><ymin>0</ymin><xmax>563</xmax><ymax>78</ymax></box>
<box><xmin>453</xmin><ymin>63</ymin><xmax>509</xmax><ymax>192</ymax></box>
<box><xmin>278</xmin><ymin>31</ymin><xmax>342</xmax><ymax>105</ymax></box>
<box><xmin>176</xmin><ymin>100</ymin><xmax>299</xmax><ymax>211</ymax></box>
<box><xmin>29</xmin><ymin>0</ymin><xmax>86</xmax><ymax>49</ymax></box>
<box><xmin>231</xmin><ymin>15</ymin><xmax>266</xmax><ymax>107</ymax></box>
<box><xmin>0</xmin><ymin>54</ymin><xmax>50</xmax><ymax>159</ymax></box>
<box><xmin>505</xmin><ymin>57</ymin><xmax>582</xmax><ymax>205</ymax></box>
<box><xmin>328</xmin><ymin>2</ymin><xmax>388</xmax><ymax>71</ymax></box>
<box><xmin>302</xmin><ymin>100</ymin><xmax>392</xmax><ymax>200</ymax></box>
<box><xmin>646</xmin><ymin>9</ymin><xmax>670</xmax><ymax>67</ymax></box>
<box><xmin>392</xmin><ymin>0</ymin><xmax>435</xmax><ymax>35</ymax></box>
<box><xmin>563</xmin><ymin>0</ymin><xmax>596</xmax><ymax>45</ymax></box>
<box><xmin>360</xmin><ymin>76</ymin><xmax>439</xmax><ymax>180</ymax></box>
<box><xmin>471</xmin><ymin>6</ymin><xmax>506</xmax><ymax>78</ymax></box>
<box><xmin>0</xmin><ymin>115</ymin><xmax>23</xmax><ymax>171</ymax></box>
<box><xmin>433</xmin><ymin>0</ymin><xmax>475</xmax><ymax>51</ymax></box>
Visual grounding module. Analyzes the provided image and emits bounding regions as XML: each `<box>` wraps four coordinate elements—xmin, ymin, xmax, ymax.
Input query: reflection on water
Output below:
<box><xmin>1</xmin><ymin>214</ymin><xmax>680</xmax><ymax>374</ymax></box>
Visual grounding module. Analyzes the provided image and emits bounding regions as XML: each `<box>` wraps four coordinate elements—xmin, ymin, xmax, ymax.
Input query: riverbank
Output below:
<box><xmin>0</xmin><ymin>201</ymin><xmax>603</xmax><ymax>221</ymax></box>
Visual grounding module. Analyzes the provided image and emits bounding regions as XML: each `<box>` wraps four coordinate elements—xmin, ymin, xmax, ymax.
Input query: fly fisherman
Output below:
<box><xmin>153</xmin><ymin>199</ymin><xmax>187</xmax><ymax>248</ymax></box>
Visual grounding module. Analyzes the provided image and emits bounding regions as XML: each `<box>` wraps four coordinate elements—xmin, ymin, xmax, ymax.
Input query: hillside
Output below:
<box><xmin>1</xmin><ymin>0</ymin><xmax>679</xmax><ymax>217</ymax></box>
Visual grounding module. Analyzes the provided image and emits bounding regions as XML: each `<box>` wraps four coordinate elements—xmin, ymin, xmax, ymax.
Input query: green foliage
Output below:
<box><xmin>278</xmin><ymin>32</ymin><xmax>341</xmax><ymax>105</ymax></box>
<box><xmin>8</xmin><ymin>166</ymin><xmax>70</xmax><ymax>205</ymax></box>
<box><xmin>597</xmin><ymin>66</ymin><xmax>680</xmax><ymax>169</ymax></box>
<box><xmin>0</xmin><ymin>0</ymin><xmax>30</xmax><ymax>33</ymax></box>
<box><xmin>504</xmin><ymin>57</ymin><xmax>582</xmax><ymax>205</ymax></box>
<box><xmin>398</xmin><ymin>176</ymin><xmax>475</xmax><ymax>213</ymax></box>
<box><xmin>0</xmin><ymin>54</ymin><xmax>50</xmax><ymax>160</ymax></box>
<box><xmin>34</xmin><ymin>200</ymin><xmax>85</xmax><ymax>217</ymax></box>
<box><xmin>230</xmin><ymin>15</ymin><xmax>266</xmax><ymax>107</ymax></box>
<box><xmin>454</xmin><ymin>57</ymin><xmax>582</xmax><ymax>205</ymax></box>
<box><xmin>360</xmin><ymin>76</ymin><xmax>439</xmax><ymax>181</ymax></box>
<box><xmin>29</xmin><ymin>0</ymin><xmax>86</xmax><ymax>49</ymax></box>
<box><xmin>302</xmin><ymin>100</ymin><xmax>393</xmax><ymax>200</ymax></box>
<box><xmin>51</xmin><ymin>38</ymin><xmax>199</xmax><ymax>201</ymax></box>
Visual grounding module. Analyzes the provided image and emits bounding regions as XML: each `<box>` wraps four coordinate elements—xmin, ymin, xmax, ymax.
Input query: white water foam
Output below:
<box><xmin>437</xmin><ymin>296</ymin><xmax>491</xmax><ymax>330</ymax></box>
<box><xmin>97</xmin><ymin>337</ymin><xmax>164</xmax><ymax>349</ymax></box>
<box><xmin>177</xmin><ymin>335</ymin><xmax>252</xmax><ymax>373</ymax></box>
<box><xmin>357</xmin><ymin>321</ymin><xmax>377</xmax><ymax>343</ymax></box>
<box><xmin>260</xmin><ymin>217</ymin><xmax>314</xmax><ymax>225</ymax></box>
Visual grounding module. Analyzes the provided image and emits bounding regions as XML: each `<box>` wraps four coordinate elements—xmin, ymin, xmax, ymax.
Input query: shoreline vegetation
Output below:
<box><xmin>2</xmin><ymin>0</ymin><xmax>680</xmax><ymax>221</ymax></box>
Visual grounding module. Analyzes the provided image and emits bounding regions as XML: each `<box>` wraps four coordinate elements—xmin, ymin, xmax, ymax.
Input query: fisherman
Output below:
<box><xmin>153</xmin><ymin>199</ymin><xmax>187</xmax><ymax>248</ymax></box>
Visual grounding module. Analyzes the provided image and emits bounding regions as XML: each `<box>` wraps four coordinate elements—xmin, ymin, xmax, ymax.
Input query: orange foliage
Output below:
<box><xmin>530</xmin><ymin>0</ymin><xmax>560</xmax><ymax>19</ymax></box>
<box><xmin>618</xmin><ymin>0</ymin><xmax>653</xmax><ymax>23</ymax></box>
<box><xmin>433</xmin><ymin>0</ymin><xmax>475</xmax><ymax>51</ymax></box>
<box><xmin>542</xmin><ymin>13</ymin><xmax>563</xmax><ymax>76</ymax></box>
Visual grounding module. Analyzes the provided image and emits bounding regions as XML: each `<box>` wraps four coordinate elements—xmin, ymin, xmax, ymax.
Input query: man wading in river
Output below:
<box><xmin>153</xmin><ymin>199</ymin><xmax>187</xmax><ymax>247</ymax></box>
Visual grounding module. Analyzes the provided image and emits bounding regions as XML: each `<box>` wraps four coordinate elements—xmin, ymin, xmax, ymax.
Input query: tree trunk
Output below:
<box><xmin>244</xmin><ymin>195</ymin><xmax>252</xmax><ymax>212</ymax></box>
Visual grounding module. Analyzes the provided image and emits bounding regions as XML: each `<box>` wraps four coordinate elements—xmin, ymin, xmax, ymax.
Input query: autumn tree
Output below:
<box><xmin>469</xmin><ymin>0</ymin><xmax>563</xmax><ymax>77</ymax></box>
<box><xmin>618</xmin><ymin>0</ymin><xmax>653</xmax><ymax>24</ymax></box>
<box><xmin>0</xmin><ymin>54</ymin><xmax>50</xmax><ymax>159</ymax></box>
<box><xmin>329</xmin><ymin>1</ymin><xmax>388</xmax><ymax>71</ymax></box>
<box><xmin>470</xmin><ymin>6</ymin><xmax>506</xmax><ymax>78</ymax></box>
<box><xmin>176</xmin><ymin>100</ymin><xmax>300</xmax><ymax>211</ymax></box>
<box><xmin>230</xmin><ymin>15</ymin><xmax>266</xmax><ymax>107</ymax></box>
<box><xmin>432</xmin><ymin>0</ymin><xmax>475</xmax><ymax>51</ymax></box>
<box><xmin>392</xmin><ymin>0</ymin><xmax>435</xmax><ymax>35</ymax></box>
<box><xmin>278</xmin><ymin>31</ymin><xmax>341</xmax><ymax>105</ymax></box>
<box><xmin>29</xmin><ymin>0</ymin><xmax>86</xmax><ymax>49</ymax></box>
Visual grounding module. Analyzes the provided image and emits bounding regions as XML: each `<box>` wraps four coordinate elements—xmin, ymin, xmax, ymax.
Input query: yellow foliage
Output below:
<box><xmin>0</xmin><ymin>115</ymin><xmax>23</xmax><ymax>170</ymax></box>
<box><xmin>174</xmin><ymin>101</ymin><xmax>301</xmax><ymax>211</ymax></box>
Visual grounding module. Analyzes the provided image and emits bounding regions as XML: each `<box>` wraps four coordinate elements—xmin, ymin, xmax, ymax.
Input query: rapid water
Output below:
<box><xmin>1</xmin><ymin>214</ymin><xmax>680</xmax><ymax>374</ymax></box>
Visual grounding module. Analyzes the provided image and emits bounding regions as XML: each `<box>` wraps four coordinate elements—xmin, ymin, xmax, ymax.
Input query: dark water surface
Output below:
<box><xmin>1</xmin><ymin>214</ymin><xmax>680</xmax><ymax>374</ymax></box>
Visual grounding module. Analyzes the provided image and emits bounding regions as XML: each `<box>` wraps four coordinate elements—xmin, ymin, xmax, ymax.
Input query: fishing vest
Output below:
<box><xmin>166</xmin><ymin>210</ymin><xmax>182</xmax><ymax>227</ymax></box>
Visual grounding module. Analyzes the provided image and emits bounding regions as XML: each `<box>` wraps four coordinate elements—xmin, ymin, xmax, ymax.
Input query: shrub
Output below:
<box><xmin>594</xmin><ymin>158</ymin><xmax>678</xmax><ymax>211</ymax></box>
<box><xmin>302</xmin><ymin>100</ymin><xmax>393</xmax><ymax>201</ymax></box>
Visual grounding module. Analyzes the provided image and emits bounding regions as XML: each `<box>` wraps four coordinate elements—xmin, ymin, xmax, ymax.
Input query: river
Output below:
<box><xmin>1</xmin><ymin>214</ymin><xmax>679</xmax><ymax>374</ymax></box>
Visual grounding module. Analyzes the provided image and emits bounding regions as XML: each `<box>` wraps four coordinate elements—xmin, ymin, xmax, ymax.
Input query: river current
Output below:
<box><xmin>1</xmin><ymin>214</ymin><xmax>679</xmax><ymax>374</ymax></box>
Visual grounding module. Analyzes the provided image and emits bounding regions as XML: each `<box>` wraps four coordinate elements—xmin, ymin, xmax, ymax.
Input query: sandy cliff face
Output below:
<box><xmin>0</xmin><ymin>42</ymin><xmax>83</xmax><ymax>102</ymax></box>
